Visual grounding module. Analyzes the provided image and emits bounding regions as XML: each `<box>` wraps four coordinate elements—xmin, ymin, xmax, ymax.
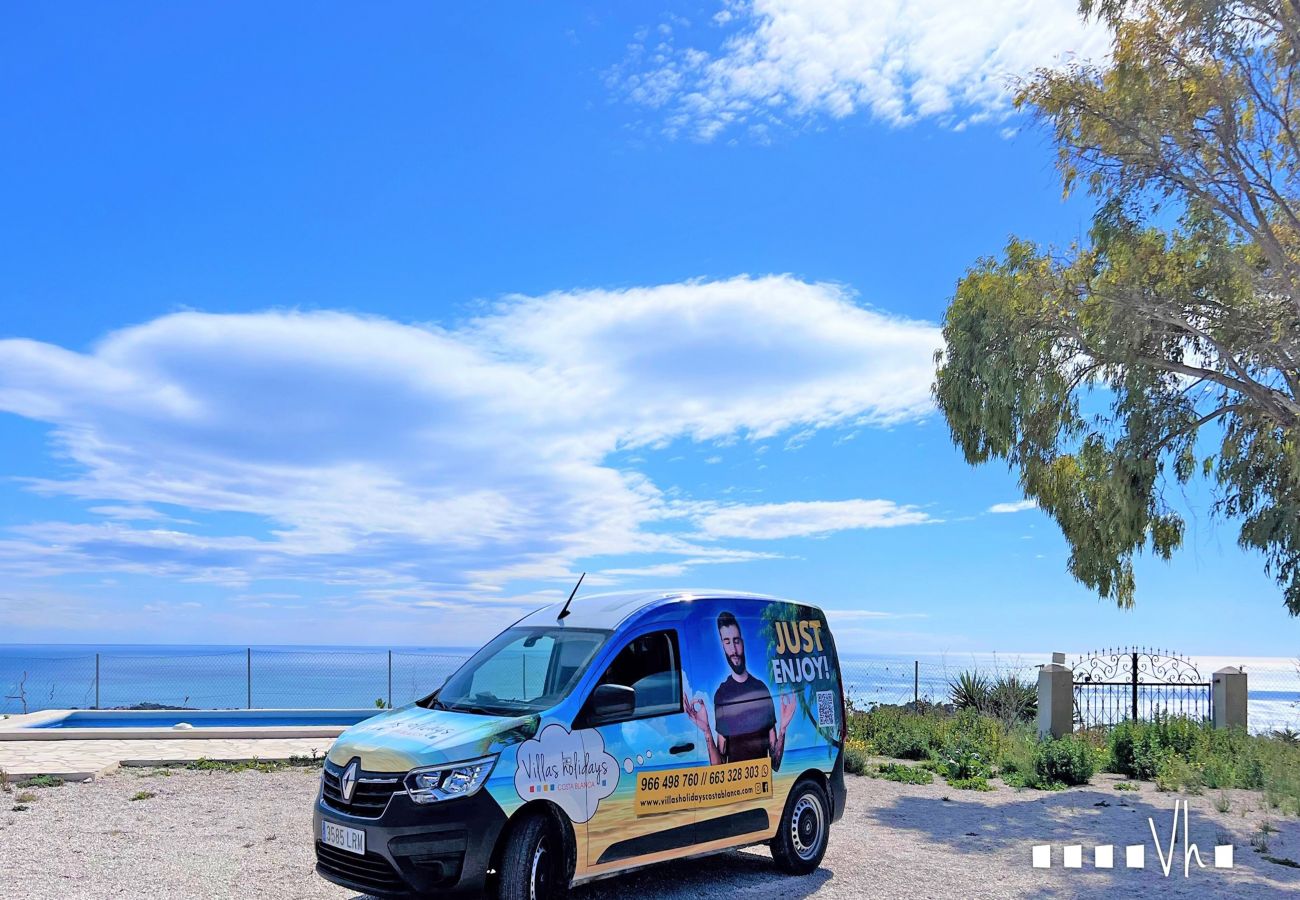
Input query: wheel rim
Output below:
<box><xmin>790</xmin><ymin>793</ymin><xmax>825</xmax><ymax>861</ymax></box>
<box><xmin>529</xmin><ymin>835</ymin><xmax>550</xmax><ymax>900</ymax></box>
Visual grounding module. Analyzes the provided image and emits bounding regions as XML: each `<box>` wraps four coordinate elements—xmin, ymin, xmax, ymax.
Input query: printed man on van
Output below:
<box><xmin>684</xmin><ymin>610</ymin><xmax>797</xmax><ymax>769</ymax></box>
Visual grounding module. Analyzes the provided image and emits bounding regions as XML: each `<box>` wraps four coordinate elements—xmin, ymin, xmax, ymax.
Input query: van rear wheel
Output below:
<box><xmin>497</xmin><ymin>813</ymin><xmax>568</xmax><ymax>900</ymax></box>
<box><xmin>770</xmin><ymin>778</ymin><xmax>830</xmax><ymax>875</ymax></box>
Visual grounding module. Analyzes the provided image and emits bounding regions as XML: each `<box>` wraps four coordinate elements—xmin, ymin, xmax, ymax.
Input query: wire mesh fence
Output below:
<box><xmin>2</xmin><ymin>648</ymin><xmax>1297</xmax><ymax>733</ymax></box>
<box><xmin>839</xmin><ymin>657</ymin><xmax>1043</xmax><ymax>711</ymax></box>
<box><xmin>1248</xmin><ymin>662</ymin><xmax>1300</xmax><ymax>734</ymax></box>
<box><xmin>0</xmin><ymin>649</ymin><xmax>467</xmax><ymax>714</ymax></box>
<box><xmin>0</xmin><ymin>653</ymin><xmax>97</xmax><ymax>713</ymax></box>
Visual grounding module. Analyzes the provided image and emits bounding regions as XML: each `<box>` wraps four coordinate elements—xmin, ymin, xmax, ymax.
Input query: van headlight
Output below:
<box><xmin>404</xmin><ymin>755</ymin><xmax>497</xmax><ymax>804</ymax></box>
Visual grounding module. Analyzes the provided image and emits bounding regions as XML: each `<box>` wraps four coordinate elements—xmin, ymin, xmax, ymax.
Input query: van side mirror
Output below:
<box><xmin>584</xmin><ymin>683</ymin><xmax>636</xmax><ymax>724</ymax></box>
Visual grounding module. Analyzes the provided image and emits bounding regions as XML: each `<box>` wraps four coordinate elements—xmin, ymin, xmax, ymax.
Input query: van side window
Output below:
<box><xmin>588</xmin><ymin>630</ymin><xmax>682</xmax><ymax>722</ymax></box>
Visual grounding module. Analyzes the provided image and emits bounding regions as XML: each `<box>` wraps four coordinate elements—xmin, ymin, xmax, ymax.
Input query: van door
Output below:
<box><xmin>576</xmin><ymin>628</ymin><xmax>705</xmax><ymax>873</ymax></box>
<box><xmin>680</xmin><ymin>605</ymin><xmax>786</xmax><ymax>849</ymax></box>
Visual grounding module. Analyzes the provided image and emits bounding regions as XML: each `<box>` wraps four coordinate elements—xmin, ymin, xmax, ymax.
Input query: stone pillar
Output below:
<box><xmin>1212</xmin><ymin>666</ymin><xmax>1248</xmax><ymax>730</ymax></box>
<box><xmin>1038</xmin><ymin>656</ymin><xmax>1073</xmax><ymax>739</ymax></box>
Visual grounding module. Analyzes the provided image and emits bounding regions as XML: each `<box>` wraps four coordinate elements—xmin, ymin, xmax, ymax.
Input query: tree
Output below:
<box><xmin>934</xmin><ymin>0</ymin><xmax>1300</xmax><ymax>614</ymax></box>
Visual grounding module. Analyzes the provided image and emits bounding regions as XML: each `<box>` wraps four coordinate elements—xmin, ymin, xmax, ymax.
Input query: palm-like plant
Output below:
<box><xmin>948</xmin><ymin>670</ymin><xmax>992</xmax><ymax>712</ymax></box>
<box><xmin>987</xmin><ymin>674</ymin><xmax>1037</xmax><ymax>725</ymax></box>
<box><xmin>1272</xmin><ymin>727</ymin><xmax>1300</xmax><ymax>746</ymax></box>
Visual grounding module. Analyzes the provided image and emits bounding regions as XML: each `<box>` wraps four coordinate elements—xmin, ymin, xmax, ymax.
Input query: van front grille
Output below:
<box><xmin>321</xmin><ymin>760</ymin><xmax>403</xmax><ymax>818</ymax></box>
<box><xmin>315</xmin><ymin>842</ymin><xmax>406</xmax><ymax>893</ymax></box>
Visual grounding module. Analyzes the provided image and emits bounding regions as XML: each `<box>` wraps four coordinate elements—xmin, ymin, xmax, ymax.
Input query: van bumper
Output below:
<box><xmin>829</xmin><ymin>750</ymin><xmax>847</xmax><ymax>823</ymax></box>
<box><xmin>314</xmin><ymin>788</ymin><xmax>507</xmax><ymax>897</ymax></box>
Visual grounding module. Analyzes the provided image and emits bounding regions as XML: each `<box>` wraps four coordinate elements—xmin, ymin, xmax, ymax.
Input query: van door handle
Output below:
<box><xmin>669</xmin><ymin>742</ymin><xmax>694</xmax><ymax>755</ymax></box>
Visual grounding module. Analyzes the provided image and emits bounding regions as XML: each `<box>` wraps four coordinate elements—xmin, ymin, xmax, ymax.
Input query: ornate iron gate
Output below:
<box><xmin>1071</xmin><ymin>647</ymin><xmax>1211</xmax><ymax>729</ymax></box>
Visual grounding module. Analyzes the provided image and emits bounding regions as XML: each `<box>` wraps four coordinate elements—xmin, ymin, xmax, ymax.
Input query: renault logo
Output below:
<box><xmin>340</xmin><ymin>760</ymin><xmax>359</xmax><ymax>803</ymax></box>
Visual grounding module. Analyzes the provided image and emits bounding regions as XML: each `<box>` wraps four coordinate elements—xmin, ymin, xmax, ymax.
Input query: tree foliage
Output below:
<box><xmin>934</xmin><ymin>0</ymin><xmax>1300</xmax><ymax>613</ymax></box>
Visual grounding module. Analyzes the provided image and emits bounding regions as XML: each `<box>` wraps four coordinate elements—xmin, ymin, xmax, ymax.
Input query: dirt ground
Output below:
<box><xmin>1</xmin><ymin>766</ymin><xmax>1298</xmax><ymax>898</ymax></box>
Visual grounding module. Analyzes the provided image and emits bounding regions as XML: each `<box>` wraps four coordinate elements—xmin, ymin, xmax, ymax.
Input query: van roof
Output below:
<box><xmin>515</xmin><ymin>588</ymin><xmax>809</xmax><ymax>631</ymax></box>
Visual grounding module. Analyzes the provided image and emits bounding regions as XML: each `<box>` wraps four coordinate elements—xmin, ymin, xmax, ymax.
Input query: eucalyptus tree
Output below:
<box><xmin>935</xmin><ymin>0</ymin><xmax>1300</xmax><ymax>612</ymax></box>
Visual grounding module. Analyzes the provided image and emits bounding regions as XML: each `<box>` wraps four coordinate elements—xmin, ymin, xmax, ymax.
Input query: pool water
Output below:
<box><xmin>31</xmin><ymin>710</ymin><xmax>378</xmax><ymax>729</ymax></box>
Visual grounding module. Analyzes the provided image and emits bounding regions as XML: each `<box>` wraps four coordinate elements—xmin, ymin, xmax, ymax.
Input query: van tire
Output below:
<box><xmin>770</xmin><ymin>777</ymin><xmax>830</xmax><ymax>875</ymax></box>
<box><xmin>496</xmin><ymin>813</ymin><xmax>569</xmax><ymax>900</ymax></box>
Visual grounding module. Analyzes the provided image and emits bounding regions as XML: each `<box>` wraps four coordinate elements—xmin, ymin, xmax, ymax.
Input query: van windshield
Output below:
<box><xmin>424</xmin><ymin>626</ymin><xmax>609</xmax><ymax>716</ymax></box>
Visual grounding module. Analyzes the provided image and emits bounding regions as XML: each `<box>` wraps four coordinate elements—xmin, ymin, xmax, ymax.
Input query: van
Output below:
<box><xmin>313</xmin><ymin>590</ymin><xmax>847</xmax><ymax>898</ymax></box>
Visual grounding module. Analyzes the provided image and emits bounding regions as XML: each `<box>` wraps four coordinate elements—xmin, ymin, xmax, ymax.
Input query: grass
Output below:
<box><xmin>18</xmin><ymin>775</ymin><xmax>64</xmax><ymax>789</ymax></box>
<box><xmin>846</xmin><ymin>704</ymin><xmax>1300</xmax><ymax>811</ymax></box>
<box><xmin>129</xmin><ymin>790</ymin><xmax>155</xmax><ymax>801</ymax></box>
<box><xmin>179</xmin><ymin>752</ymin><xmax>321</xmax><ymax>774</ymax></box>
<box><xmin>15</xmin><ymin>791</ymin><xmax>37</xmax><ymax>803</ymax></box>
<box><xmin>876</xmin><ymin>762</ymin><xmax>934</xmax><ymax>785</ymax></box>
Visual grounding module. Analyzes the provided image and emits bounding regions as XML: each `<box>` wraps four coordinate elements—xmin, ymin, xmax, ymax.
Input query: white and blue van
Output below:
<box><xmin>313</xmin><ymin>590</ymin><xmax>847</xmax><ymax>898</ymax></box>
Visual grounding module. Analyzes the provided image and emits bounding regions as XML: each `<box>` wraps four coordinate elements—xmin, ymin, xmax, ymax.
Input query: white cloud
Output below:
<box><xmin>695</xmin><ymin>498</ymin><xmax>935</xmax><ymax>540</ymax></box>
<box><xmin>614</xmin><ymin>0</ymin><xmax>1110</xmax><ymax>139</ymax></box>
<box><xmin>988</xmin><ymin>499</ymin><xmax>1037</xmax><ymax>514</ymax></box>
<box><xmin>0</xmin><ymin>276</ymin><xmax>941</xmax><ymax>605</ymax></box>
<box><xmin>87</xmin><ymin>504</ymin><xmax>176</xmax><ymax>521</ymax></box>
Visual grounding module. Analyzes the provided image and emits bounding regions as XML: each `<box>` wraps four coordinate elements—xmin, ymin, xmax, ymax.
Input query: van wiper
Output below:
<box><xmin>446</xmin><ymin>703</ymin><xmax>494</xmax><ymax>716</ymax></box>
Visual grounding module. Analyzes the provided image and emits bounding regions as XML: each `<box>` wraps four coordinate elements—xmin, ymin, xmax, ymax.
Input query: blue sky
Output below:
<box><xmin>0</xmin><ymin>2</ymin><xmax>1293</xmax><ymax>655</ymax></box>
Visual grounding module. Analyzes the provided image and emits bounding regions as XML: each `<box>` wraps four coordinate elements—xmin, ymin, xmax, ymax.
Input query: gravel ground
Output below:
<box><xmin>2</xmin><ymin>766</ymin><xmax>1298</xmax><ymax>898</ymax></box>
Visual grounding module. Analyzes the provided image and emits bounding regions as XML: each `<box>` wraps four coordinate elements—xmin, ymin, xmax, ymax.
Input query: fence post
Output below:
<box><xmin>913</xmin><ymin>660</ymin><xmax>919</xmax><ymax>707</ymax></box>
<box><xmin>1212</xmin><ymin>666</ymin><xmax>1247</xmax><ymax>729</ymax></box>
<box><xmin>1130</xmin><ymin>650</ymin><xmax>1139</xmax><ymax>721</ymax></box>
<box><xmin>247</xmin><ymin>648</ymin><xmax>252</xmax><ymax>709</ymax></box>
<box><xmin>1038</xmin><ymin>653</ymin><xmax>1073</xmax><ymax>739</ymax></box>
<box><xmin>95</xmin><ymin>653</ymin><xmax>100</xmax><ymax>710</ymax></box>
<box><xmin>388</xmin><ymin>650</ymin><xmax>393</xmax><ymax>709</ymax></box>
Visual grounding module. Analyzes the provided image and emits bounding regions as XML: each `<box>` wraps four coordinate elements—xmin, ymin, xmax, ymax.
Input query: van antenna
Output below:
<box><xmin>557</xmin><ymin>572</ymin><xmax>585</xmax><ymax>621</ymax></box>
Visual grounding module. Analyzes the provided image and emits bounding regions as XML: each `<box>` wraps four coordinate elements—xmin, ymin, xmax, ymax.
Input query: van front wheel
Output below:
<box><xmin>497</xmin><ymin>813</ymin><xmax>568</xmax><ymax>900</ymax></box>
<box><xmin>770</xmin><ymin>778</ymin><xmax>830</xmax><ymax>875</ymax></box>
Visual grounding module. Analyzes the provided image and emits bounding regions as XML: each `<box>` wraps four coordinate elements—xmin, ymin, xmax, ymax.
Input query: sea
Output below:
<box><xmin>2</xmin><ymin>645</ymin><xmax>1297</xmax><ymax>732</ymax></box>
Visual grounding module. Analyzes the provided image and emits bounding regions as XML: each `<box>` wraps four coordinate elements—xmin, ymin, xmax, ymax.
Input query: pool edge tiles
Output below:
<box><xmin>0</xmin><ymin>708</ymin><xmax>378</xmax><ymax>741</ymax></box>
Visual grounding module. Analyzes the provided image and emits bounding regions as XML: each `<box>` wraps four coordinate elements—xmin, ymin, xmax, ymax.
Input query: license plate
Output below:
<box><xmin>321</xmin><ymin>820</ymin><xmax>366</xmax><ymax>856</ymax></box>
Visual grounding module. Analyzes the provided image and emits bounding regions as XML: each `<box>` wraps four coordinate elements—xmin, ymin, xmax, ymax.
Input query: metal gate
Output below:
<box><xmin>1071</xmin><ymin>647</ymin><xmax>1211</xmax><ymax>729</ymax></box>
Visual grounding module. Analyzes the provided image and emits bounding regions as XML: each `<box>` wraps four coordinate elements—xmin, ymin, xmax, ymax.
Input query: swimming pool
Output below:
<box><xmin>0</xmin><ymin>708</ymin><xmax>380</xmax><ymax>740</ymax></box>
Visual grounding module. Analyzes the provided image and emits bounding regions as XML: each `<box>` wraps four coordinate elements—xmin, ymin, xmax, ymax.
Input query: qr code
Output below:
<box><xmin>816</xmin><ymin>690</ymin><xmax>836</xmax><ymax>727</ymax></box>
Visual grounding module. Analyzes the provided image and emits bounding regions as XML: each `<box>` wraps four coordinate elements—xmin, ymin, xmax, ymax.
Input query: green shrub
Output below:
<box><xmin>996</xmin><ymin>727</ymin><xmax>1038</xmax><ymax>782</ymax></box>
<box><xmin>853</xmin><ymin>707</ymin><xmax>1300</xmax><ymax>812</ymax></box>
<box><xmin>1034</xmin><ymin>735</ymin><xmax>1096</xmax><ymax>788</ymax></box>
<box><xmin>878</xmin><ymin>762</ymin><xmax>934</xmax><ymax>785</ymax></box>
<box><xmin>946</xmin><ymin>775</ymin><xmax>993</xmax><ymax>791</ymax></box>
<box><xmin>843</xmin><ymin>742</ymin><xmax>871</xmax><ymax>776</ymax></box>
<box><xmin>935</xmin><ymin>735</ymin><xmax>993</xmax><ymax>781</ymax></box>
<box><xmin>1107</xmin><ymin>716</ymin><xmax>1197</xmax><ymax>780</ymax></box>
<box><xmin>852</xmin><ymin>705</ymin><xmax>944</xmax><ymax>760</ymax></box>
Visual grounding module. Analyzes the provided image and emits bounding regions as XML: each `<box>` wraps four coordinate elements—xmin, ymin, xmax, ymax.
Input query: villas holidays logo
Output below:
<box><xmin>1032</xmin><ymin>799</ymin><xmax>1234</xmax><ymax>878</ymax></box>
